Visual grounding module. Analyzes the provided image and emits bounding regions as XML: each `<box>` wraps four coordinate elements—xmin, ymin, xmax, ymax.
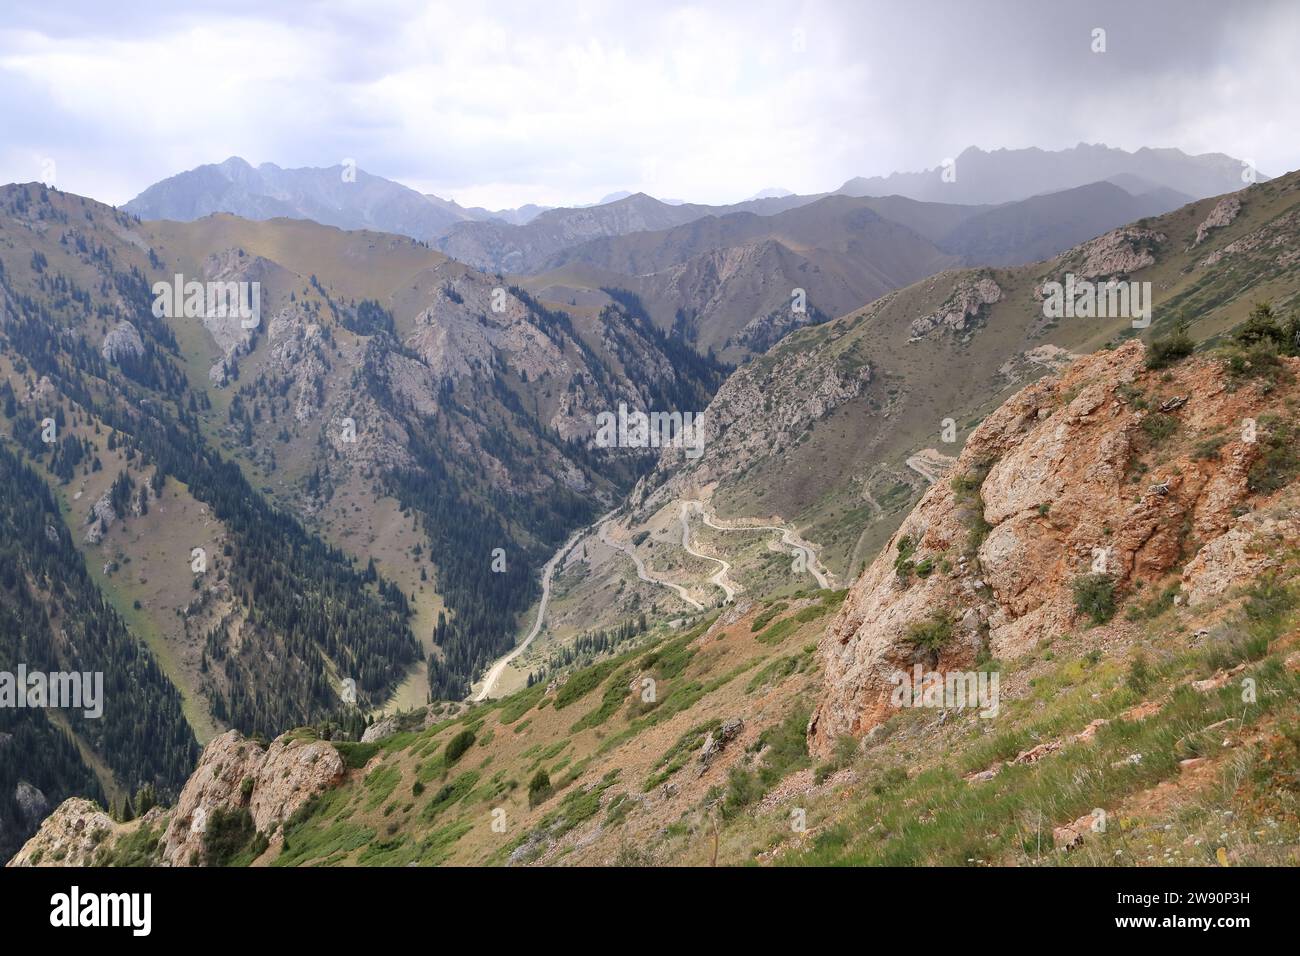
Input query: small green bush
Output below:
<box><xmin>527</xmin><ymin>769</ymin><xmax>553</xmax><ymax>808</ymax></box>
<box><xmin>202</xmin><ymin>806</ymin><xmax>264</xmax><ymax>867</ymax></box>
<box><xmin>444</xmin><ymin>729</ymin><xmax>476</xmax><ymax>764</ymax></box>
<box><xmin>1145</xmin><ymin>333</ymin><xmax>1194</xmax><ymax>369</ymax></box>
<box><xmin>1140</xmin><ymin>413</ymin><xmax>1178</xmax><ymax>442</ymax></box>
<box><xmin>903</xmin><ymin>612</ymin><xmax>954</xmax><ymax>664</ymax></box>
<box><xmin>1072</xmin><ymin>573</ymin><xmax>1117</xmax><ymax>625</ymax></box>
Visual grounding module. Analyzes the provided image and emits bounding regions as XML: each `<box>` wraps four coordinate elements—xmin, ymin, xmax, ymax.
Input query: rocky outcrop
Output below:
<box><xmin>698</xmin><ymin>718</ymin><xmax>744</xmax><ymax>771</ymax></box>
<box><xmin>159</xmin><ymin>730</ymin><xmax>345</xmax><ymax>866</ymax></box>
<box><xmin>11</xmin><ymin>729</ymin><xmax>349</xmax><ymax>868</ymax></box>
<box><xmin>14</xmin><ymin>781</ymin><xmax>50</xmax><ymax>830</ymax></box>
<box><xmin>908</xmin><ymin>274</ymin><xmax>1001</xmax><ymax>339</ymax></box>
<box><xmin>360</xmin><ymin>703</ymin><xmax>468</xmax><ymax>743</ymax></box>
<box><xmin>101</xmin><ymin>320</ymin><xmax>145</xmax><ymax>363</ymax></box>
<box><xmin>1182</xmin><ymin>509</ymin><xmax>1300</xmax><ymax>607</ymax></box>
<box><xmin>1194</xmin><ymin>194</ymin><xmax>1242</xmax><ymax>246</ymax></box>
<box><xmin>630</xmin><ymin>324</ymin><xmax>873</xmax><ymax>512</ymax></box>
<box><xmin>808</xmin><ymin>342</ymin><xmax>1300</xmax><ymax>755</ymax></box>
<box><xmin>1067</xmin><ymin>226</ymin><xmax>1164</xmax><ymax>279</ymax></box>
<box><xmin>83</xmin><ymin>489</ymin><xmax>117</xmax><ymax>544</ymax></box>
<box><xmin>7</xmin><ymin>798</ymin><xmax>116</xmax><ymax>867</ymax></box>
<box><xmin>265</xmin><ymin>305</ymin><xmax>327</xmax><ymax>421</ymax></box>
<box><xmin>1196</xmin><ymin>207</ymin><xmax>1300</xmax><ymax>270</ymax></box>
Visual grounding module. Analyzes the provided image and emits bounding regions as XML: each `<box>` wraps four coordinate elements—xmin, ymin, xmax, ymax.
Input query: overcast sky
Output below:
<box><xmin>1</xmin><ymin>0</ymin><xmax>1296</xmax><ymax>209</ymax></box>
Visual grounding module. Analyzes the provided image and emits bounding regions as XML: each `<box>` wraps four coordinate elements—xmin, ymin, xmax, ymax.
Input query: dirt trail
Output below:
<box><xmin>694</xmin><ymin>503</ymin><xmax>834</xmax><ymax>589</ymax></box>
<box><xmin>599</xmin><ymin>518</ymin><xmax>704</xmax><ymax>611</ymax></box>
<box><xmin>679</xmin><ymin>501</ymin><xmax>739</xmax><ymax>602</ymax></box>
<box><xmin>904</xmin><ymin>448</ymin><xmax>957</xmax><ymax>485</ymax></box>
<box><xmin>473</xmin><ymin>515</ymin><xmax>607</xmax><ymax>701</ymax></box>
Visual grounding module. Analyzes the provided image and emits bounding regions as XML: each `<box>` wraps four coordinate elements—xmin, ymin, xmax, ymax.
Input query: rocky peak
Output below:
<box><xmin>909</xmin><ymin>272</ymin><xmax>1002</xmax><ymax>340</ymax></box>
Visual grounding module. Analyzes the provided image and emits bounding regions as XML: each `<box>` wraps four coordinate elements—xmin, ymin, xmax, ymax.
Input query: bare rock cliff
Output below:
<box><xmin>159</xmin><ymin>730</ymin><xmax>344</xmax><ymax>866</ymax></box>
<box><xmin>809</xmin><ymin>341</ymin><xmax>1300</xmax><ymax>755</ymax></box>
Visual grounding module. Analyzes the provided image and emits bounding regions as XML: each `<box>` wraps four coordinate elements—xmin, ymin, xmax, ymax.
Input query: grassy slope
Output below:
<box><xmin>217</xmin><ymin>535</ymin><xmax>1300</xmax><ymax>868</ymax></box>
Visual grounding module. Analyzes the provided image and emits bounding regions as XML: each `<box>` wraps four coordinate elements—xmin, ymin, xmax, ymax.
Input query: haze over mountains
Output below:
<box><xmin>836</xmin><ymin>143</ymin><xmax>1256</xmax><ymax>204</ymax></box>
<box><xmin>124</xmin><ymin>157</ymin><xmax>551</xmax><ymax>242</ymax></box>
<box><xmin>118</xmin><ymin>144</ymin><xmax>1260</xmax><ymax>366</ymax></box>
<box><xmin>125</xmin><ymin>144</ymin><xmax>1253</xmax><ymax>258</ymax></box>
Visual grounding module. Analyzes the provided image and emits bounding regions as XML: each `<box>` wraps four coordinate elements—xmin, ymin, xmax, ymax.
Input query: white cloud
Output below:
<box><xmin>0</xmin><ymin>0</ymin><xmax>1297</xmax><ymax>209</ymax></box>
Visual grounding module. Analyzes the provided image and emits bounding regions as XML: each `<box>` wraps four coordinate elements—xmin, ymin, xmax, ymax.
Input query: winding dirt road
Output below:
<box><xmin>679</xmin><ymin>501</ymin><xmax>739</xmax><ymax>602</ymax></box>
<box><xmin>472</xmin><ymin>517</ymin><xmax>604</xmax><ymax>701</ymax></box>
<box><xmin>473</xmin><ymin>498</ymin><xmax>834</xmax><ymax>701</ymax></box>
<box><xmin>599</xmin><ymin>518</ymin><xmax>705</xmax><ymax>610</ymax></box>
<box><xmin>694</xmin><ymin>503</ymin><xmax>835</xmax><ymax>590</ymax></box>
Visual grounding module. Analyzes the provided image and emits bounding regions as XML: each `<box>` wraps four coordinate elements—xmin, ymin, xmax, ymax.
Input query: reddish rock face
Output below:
<box><xmin>809</xmin><ymin>342</ymin><xmax>1300</xmax><ymax>756</ymax></box>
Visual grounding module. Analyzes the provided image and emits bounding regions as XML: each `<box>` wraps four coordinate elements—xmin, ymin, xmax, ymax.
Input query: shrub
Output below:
<box><xmin>1145</xmin><ymin>332</ymin><xmax>1194</xmax><ymax>369</ymax></box>
<box><xmin>202</xmin><ymin>806</ymin><xmax>265</xmax><ymax>866</ymax></box>
<box><xmin>1126</xmin><ymin>653</ymin><xmax>1153</xmax><ymax>694</ymax></box>
<box><xmin>1072</xmin><ymin>573</ymin><xmax>1117</xmax><ymax>625</ymax></box>
<box><xmin>1247</xmin><ymin>418</ymin><xmax>1300</xmax><ymax>494</ymax></box>
<box><xmin>332</xmin><ymin>741</ymin><xmax>380</xmax><ymax>769</ymax></box>
<box><xmin>750</xmin><ymin>602</ymin><xmax>789</xmax><ymax>632</ymax></box>
<box><xmin>527</xmin><ymin>769</ymin><xmax>553</xmax><ymax>808</ymax></box>
<box><xmin>893</xmin><ymin>536</ymin><xmax>917</xmax><ymax>582</ymax></box>
<box><xmin>1233</xmin><ymin>301</ymin><xmax>1300</xmax><ymax>356</ymax></box>
<box><xmin>1225</xmin><ymin>343</ymin><xmax>1284</xmax><ymax>386</ymax></box>
<box><xmin>444</xmin><ymin>729</ymin><xmax>476</xmax><ymax>764</ymax></box>
<box><xmin>903</xmin><ymin>612</ymin><xmax>953</xmax><ymax>665</ymax></box>
<box><xmin>720</xmin><ymin>766</ymin><xmax>761</xmax><ymax>818</ymax></box>
<box><xmin>1192</xmin><ymin>434</ymin><xmax>1227</xmax><ymax>460</ymax></box>
<box><xmin>1140</xmin><ymin>413</ymin><xmax>1178</xmax><ymax>442</ymax></box>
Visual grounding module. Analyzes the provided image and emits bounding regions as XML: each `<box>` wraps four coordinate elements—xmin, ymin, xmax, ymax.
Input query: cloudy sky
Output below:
<box><xmin>1</xmin><ymin>0</ymin><xmax>1297</xmax><ymax>209</ymax></box>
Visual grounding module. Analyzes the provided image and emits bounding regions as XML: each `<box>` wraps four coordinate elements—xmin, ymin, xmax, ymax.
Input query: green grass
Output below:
<box><xmin>362</xmin><ymin>762</ymin><xmax>403</xmax><ymax>811</ymax></box>
<box><xmin>553</xmin><ymin>659</ymin><xmax>619</xmax><ymax>710</ymax></box>
<box><xmin>94</xmin><ymin>821</ymin><xmax>162</xmax><ymax>867</ymax></box>
<box><xmin>790</xmin><ymin>656</ymin><xmax>1298</xmax><ymax>867</ymax></box>
<box><xmin>642</xmin><ymin>719</ymin><xmax>723</xmax><ymax>792</ymax></box>
<box><xmin>498</xmin><ymin>683</ymin><xmax>546</xmax><ymax>724</ymax></box>
<box><xmin>420</xmin><ymin>770</ymin><xmax>480</xmax><ymax>822</ymax></box>
<box><xmin>751</xmin><ymin>602</ymin><xmax>789</xmax><ymax>632</ymax></box>
<box><xmin>332</xmin><ymin>741</ymin><xmax>380</xmax><ymax>769</ymax></box>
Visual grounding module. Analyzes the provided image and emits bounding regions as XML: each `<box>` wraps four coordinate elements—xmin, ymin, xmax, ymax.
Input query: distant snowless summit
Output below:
<box><xmin>123</xmin><ymin>144</ymin><xmax>1260</xmax><ymax>249</ymax></box>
